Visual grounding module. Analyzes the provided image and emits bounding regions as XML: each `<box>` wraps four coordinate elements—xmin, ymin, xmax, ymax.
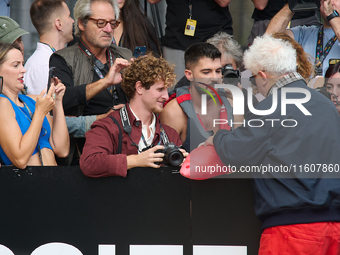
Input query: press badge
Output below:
<box><xmin>184</xmin><ymin>19</ymin><xmax>197</xmax><ymax>36</ymax></box>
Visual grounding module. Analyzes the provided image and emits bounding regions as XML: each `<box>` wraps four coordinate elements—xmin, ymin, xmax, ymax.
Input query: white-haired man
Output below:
<box><xmin>206</xmin><ymin>34</ymin><xmax>340</xmax><ymax>254</ymax></box>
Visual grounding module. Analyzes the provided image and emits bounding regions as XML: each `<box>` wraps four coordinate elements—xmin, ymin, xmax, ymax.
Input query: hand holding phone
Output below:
<box><xmin>133</xmin><ymin>46</ymin><xmax>147</xmax><ymax>58</ymax></box>
<box><xmin>47</xmin><ymin>67</ymin><xmax>56</xmax><ymax>92</ymax></box>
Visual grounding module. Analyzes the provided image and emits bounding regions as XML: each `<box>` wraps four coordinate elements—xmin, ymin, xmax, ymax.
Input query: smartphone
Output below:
<box><xmin>47</xmin><ymin>67</ymin><xmax>56</xmax><ymax>92</ymax></box>
<box><xmin>133</xmin><ymin>46</ymin><xmax>147</xmax><ymax>58</ymax></box>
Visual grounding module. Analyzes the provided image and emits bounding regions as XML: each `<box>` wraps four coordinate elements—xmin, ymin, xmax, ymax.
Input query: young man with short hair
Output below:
<box><xmin>25</xmin><ymin>0</ymin><xmax>74</xmax><ymax>95</ymax></box>
<box><xmin>160</xmin><ymin>42</ymin><xmax>242</xmax><ymax>152</ymax></box>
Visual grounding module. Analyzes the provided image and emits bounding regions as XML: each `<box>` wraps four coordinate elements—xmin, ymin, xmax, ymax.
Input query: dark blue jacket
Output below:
<box><xmin>214</xmin><ymin>79</ymin><xmax>340</xmax><ymax>229</ymax></box>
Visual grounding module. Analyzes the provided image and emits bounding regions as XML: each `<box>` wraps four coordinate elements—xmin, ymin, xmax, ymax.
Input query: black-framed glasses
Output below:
<box><xmin>87</xmin><ymin>17</ymin><xmax>121</xmax><ymax>29</ymax></box>
<box><xmin>249</xmin><ymin>74</ymin><xmax>257</xmax><ymax>86</ymax></box>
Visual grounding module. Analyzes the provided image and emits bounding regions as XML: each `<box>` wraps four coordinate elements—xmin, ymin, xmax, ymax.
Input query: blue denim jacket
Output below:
<box><xmin>65</xmin><ymin>115</ymin><xmax>96</xmax><ymax>138</ymax></box>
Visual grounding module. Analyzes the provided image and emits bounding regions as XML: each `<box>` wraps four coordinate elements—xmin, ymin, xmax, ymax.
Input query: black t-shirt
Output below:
<box><xmin>252</xmin><ymin>0</ymin><xmax>315</xmax><ymax>21</ymax></box>
<box><xmin>163</xmin><ymin>0</ymin><xmax>233</xmax><ymax>51</ymax></box>
<box><xmin>50</xmin><ymin>54</ymin><xmax>127</xmax><ymax>116</ymax></box>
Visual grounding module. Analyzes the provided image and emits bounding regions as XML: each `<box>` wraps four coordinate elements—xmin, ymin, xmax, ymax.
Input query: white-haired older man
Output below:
<box><xmin>206</xmin><ymin>34</ymin><xmax>340</xmax><ymax>255</ymax></box>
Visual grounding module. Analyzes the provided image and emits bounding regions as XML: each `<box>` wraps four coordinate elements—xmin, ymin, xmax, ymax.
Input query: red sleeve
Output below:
<box><xmin>79</xmin><ymin>118</ymin><xmax>128</xmax><ymax>177</ymax></box>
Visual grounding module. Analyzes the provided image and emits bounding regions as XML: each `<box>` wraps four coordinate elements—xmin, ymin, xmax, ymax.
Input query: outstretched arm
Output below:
<box><xmin>265</xmin><ymin>3</ymin><xmax>295</xmax><ymax>38</ymax></box>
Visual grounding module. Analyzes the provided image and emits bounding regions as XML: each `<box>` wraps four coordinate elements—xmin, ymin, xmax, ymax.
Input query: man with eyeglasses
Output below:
<box><xmin>50</xmin><ymin>0</ymin><xmax>132</xmax><ymax>164</ymax></box>
<box><xmin>206</xmin><ymin>34</ymin><xmax>340</xmax><ymax>255</ymax></box>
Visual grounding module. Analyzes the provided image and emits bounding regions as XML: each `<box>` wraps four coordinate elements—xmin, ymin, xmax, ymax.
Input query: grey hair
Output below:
<box><xmin>243</xmin><ymin>34</ymin><xmax>297</xmax><ymax>76</ymax></box>
<box><xmin>74</xmin><ymin>0</ymin><xmax>119</xmax><ymax>36</ymax></box>
<box><xmin>207</xmin><ymin>32</ymin><xmax>243</xmax><ymax>69</ymax></box>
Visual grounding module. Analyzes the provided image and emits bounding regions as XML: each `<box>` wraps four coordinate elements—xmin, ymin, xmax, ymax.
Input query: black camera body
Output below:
<box><xmin>155</xmin><ymin>143</ymin><xmax>184</xmax><ymax>167</ymax></box>
<box><xmin>286</xmin><ymin>0</ymin><xmax>320</xmax><ymax>12</ymax></box>
<box><xmin>222</xmin><ymin>64</ymin><xmax>241</xmax><ymax>86</ymax></box>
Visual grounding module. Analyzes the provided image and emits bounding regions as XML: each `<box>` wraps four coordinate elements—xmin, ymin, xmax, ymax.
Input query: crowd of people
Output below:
<box><xmin>1</xmin><ymin>0</ymin><xmax>340</xmax><ymax>254</ymax></box>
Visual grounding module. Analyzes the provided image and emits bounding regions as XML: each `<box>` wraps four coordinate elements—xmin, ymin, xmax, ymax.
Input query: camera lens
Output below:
<box><xmin>164</xmin><ymin>148</ymin><xmax>184</xmax><ymax>167</ymax></box>
<box><xmin>222</xmin><ymin>65</ymin><xmax>240</xmax><ymax>86</ymax></box>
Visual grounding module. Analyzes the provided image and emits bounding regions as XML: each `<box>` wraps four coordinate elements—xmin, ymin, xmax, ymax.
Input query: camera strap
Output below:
<box><xmin>78</xmin><ymin>38</ymin><xmax>118</xmax><ymax>99</ymax></box>
<box><xmin>119</xmin><ymin>105</ymin><xmax>169</xmax><ymax>151</ymax></box>
<box><xmin>315</xmin><ymin>26</ymin><xmax>337</xmax><ymax>76</ymax></box>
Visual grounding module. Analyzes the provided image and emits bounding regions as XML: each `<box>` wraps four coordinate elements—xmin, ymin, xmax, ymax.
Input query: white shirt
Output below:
<box><xmin>130</xmin><ymin>108</ymin><xmax>156</xmax><ymax>153</ymax></box>
<box><xmin>24</xmin><ymin>42</ymin><xmax>54</xmax><ymax>95</ymax></box>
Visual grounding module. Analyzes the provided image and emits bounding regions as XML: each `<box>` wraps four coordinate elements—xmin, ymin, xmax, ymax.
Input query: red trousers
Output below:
<box><xmin>259</xmin><ymin>222</ymin><xmax>340</xmax><ymax>255</ymax></box>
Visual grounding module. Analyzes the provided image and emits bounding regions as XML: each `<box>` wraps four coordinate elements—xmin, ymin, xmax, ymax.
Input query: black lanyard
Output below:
<box><xmin>315</xmin><ymin>26</ymin><xmax>338</xmax><ymax>76</ymax></box>
<box><xmin>78</xmin><ymin>39</ymin><xmax>118</xmax><ymax>99</ymax></box>
<box><xmin>119</xmin><ymin>105</ymin><xmax>169</xmax><ymax>152</ymax></box>
<box><xmin>188</xmin><ymin>0</ymin><xmax>193</xmax><ymax>19</ymax></box>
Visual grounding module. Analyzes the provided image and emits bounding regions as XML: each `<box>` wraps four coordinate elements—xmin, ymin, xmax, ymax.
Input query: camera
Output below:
<box><xmin>222</xmin><ymin>64</ymin><xmax>241</xmax><ymax>86</ymax></box>
<box><xmin>155</xmin><ymin>143</ymin><xmax>184</xmax><ymax>167</ymax></box>
<box><xmin>286</xmin><ymin>0</ymin><xmax>320</xmax><ymax>12</ymax></box>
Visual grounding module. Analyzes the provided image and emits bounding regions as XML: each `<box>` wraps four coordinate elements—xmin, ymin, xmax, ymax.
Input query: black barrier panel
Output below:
<box><xmin>0</xmin><ymin>166</ymin><xmax>191</xmax><ymax>255</ymax></box>
<box><xmin>0</xmin><ymin>166</ymin><xmax>262</xmax><ymax>255</ymax></box>
<box><xmin>191</xmin><ymin>179</ymin><xmax>262</xmax><ymax>254</ymax></box>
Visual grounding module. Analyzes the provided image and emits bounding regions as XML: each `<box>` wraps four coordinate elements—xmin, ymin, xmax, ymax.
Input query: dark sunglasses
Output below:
<box><xmin>249</xmin><ymin>75</ymin><xmax>257</xmax><ymax>86</ymax></box>
<box><xmin>87</xmin><ymin>17</ymin><xmax>120</xmax><ymax>29</ymax></box>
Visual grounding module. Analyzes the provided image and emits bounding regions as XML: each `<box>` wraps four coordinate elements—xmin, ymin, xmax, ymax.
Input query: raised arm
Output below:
<box><xmin>0</xmin><ymin>91</ymin><xmax>55</xmax><ymax>169</ymax></box>
<box><xmin>50</xmin><ymin>55</ymin><xmax>129</xmax><ymax>112</ymax></box>
<box><xmin>322</xmin><ymin>0</ymin><xmax>340</xmax><ymax>43</ymax></box>
<box><xmin>85</xmin><ymin>58</ymin><xmax>130</xmax><ymax>101</ymax></box>
<box><xmin>265</xmin><ymin>3</ymin><xmax>295</xmax><ymax>38</ymax></box>
<box><xmin>47</xmin><ymin>78</ymin><xmax>69</xmax><ymax>158</ymax></box>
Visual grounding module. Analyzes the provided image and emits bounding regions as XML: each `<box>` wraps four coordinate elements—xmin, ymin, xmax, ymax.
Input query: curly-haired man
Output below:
<box><xmin>80</xmin><ymin>55</ymin><xmax>187</xmax><ymax>177</ymax></box>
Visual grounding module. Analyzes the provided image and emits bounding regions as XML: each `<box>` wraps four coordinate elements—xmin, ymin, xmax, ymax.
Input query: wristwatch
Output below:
<box><xmin>327</xmin><ymin>10</ymin><xmax>339</xmax><ymax>22</ymax></box>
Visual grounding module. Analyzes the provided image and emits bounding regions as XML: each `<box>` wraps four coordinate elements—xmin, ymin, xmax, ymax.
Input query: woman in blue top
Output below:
<box><xmin>0</xmin><ymin>43</ymin><xmax>69</xmax><ymax>168</ymax></box>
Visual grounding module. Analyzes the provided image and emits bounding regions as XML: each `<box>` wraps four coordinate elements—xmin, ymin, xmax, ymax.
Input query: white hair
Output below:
<box><xmin>74</xmin><ymin>0</ymin><xmax>119</xmax><ymax>36</ymax></box>
<box><xmin>244</xmin><ymin>34</ymin><xmax>297</xmax><ymax>76</ymax></box>
<box><xmin>207</xmin><ymin>32</ymin><xmax>243</xmax><ymax>69</ymax></box>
